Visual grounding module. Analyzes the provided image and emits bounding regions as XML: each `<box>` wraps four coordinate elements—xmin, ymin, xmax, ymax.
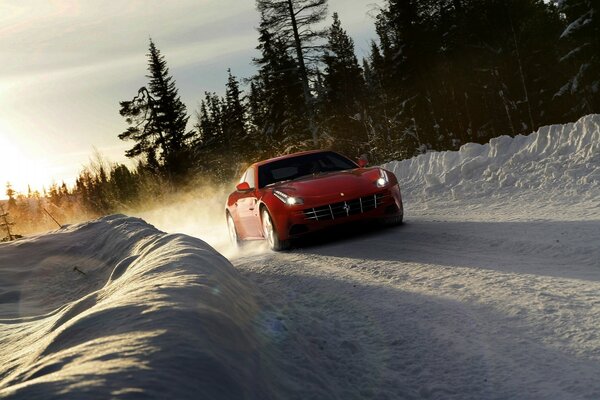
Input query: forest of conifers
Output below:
<box><xmin>3</xmin><ymin>0</ymin><xmax>599</xmax><ymax>235</ymax></box>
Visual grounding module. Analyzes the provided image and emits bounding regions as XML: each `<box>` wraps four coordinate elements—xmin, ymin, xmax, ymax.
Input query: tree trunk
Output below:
<box><xmin>507</xmin><ymin>2</ymin><xmax>535</xmax><ymax>131</ymax></box>
<box><xmin>286</xmin><ymin>0</ymin><xmax>319</xmax><ymax>146</ymax></box>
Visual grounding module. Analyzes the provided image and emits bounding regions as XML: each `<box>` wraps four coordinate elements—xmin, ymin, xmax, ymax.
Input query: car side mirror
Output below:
<box><xmin>236</xmin><ymin>182</ymin><xmax>252</xmax><ymax>192</ymax></box>
<box><xmin>357</xmin><ymin>155</ymin><xmax>369</xmax><ymax>168</ymax></box>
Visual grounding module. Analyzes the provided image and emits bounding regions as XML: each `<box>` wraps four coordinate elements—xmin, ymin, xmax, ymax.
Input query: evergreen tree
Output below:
<box><xmin>119</xmin><ymin>39</ymin><xmax>193</xmax><ymax>181</ymax></box>
<box><xmin>0</xmin><ymin>203</ymin><xmax>16</xmax><ymax>241</ymax></box>
<box><xmin>193</xmin><ymin>87</ymin><xmax>250</xmax><ymax>180</ymax></box>
<box><xmin>194</xmin><ymin>92</ymin><xmax>229</xmax><ymax>179</ymax></box>
<box><xmin>110</xmin><ymin>164</ymin><xmax>139</xmax><ymax>207</ymax></box>
<box><xmin>555</xmin><ymin>0</ymin><xmax>600</xmax><ymax>115</ymax></box>
<box><xmin>368</xmin><ymin>0</ymin><xmax>428</xmax><ymax>159</ymax></box>
<box><xmin>5</xmin><ymin>182</ymin><xmax>17</xmax><ymax>210</ymax></box>
<box><xmin>248</xmin><ymin>25</ymin><xmax>311</xmax><ymax>155</ymax></box>
<box><xmin>223</xmin><ymin>69</ymin><xmax>248</xmax><ymax>155</ymax></box>
<box><xmin>256</xmin><ymin>0</ymin><xmax>329</xmax><ymax>145</ymax></box>
<box><xmin>322</xmin><ymin>12</ymin><xmax>368</xmax><ymax>156</ymax></box>
<box><xmin>196</xmin><ymin>92</ymin><xmax>224</xmax><ymax>146</ymax></box>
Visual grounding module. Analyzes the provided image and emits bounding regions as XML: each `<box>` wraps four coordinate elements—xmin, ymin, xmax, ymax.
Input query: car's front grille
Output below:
<box><xmin>303</xmin><ymin>193</ymin><xmax>390</xmax><ymax>221</ymax></box>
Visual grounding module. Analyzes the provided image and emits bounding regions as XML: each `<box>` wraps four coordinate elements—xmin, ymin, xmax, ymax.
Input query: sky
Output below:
<box><xmin>0</xmin><ymin>0</ymin><xmax>383</xmax><ymax>197</ymax></box>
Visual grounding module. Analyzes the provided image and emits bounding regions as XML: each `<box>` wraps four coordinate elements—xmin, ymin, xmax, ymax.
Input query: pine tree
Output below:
<box><xmin>194</xmin><ymin>90</ymin><xmax>247</xmax><ymax>180</ymax></box>
<box><xmin>555</xmin><ymin>0</ymin><xmax>600</xmax><ymax>114</ymax></box>
<box><xmin>223</xmin><ymin>69</ymin><xmax>248</xmax><ymax>155</ymax></box>
<box><xmin>248</xmin><ymin>24</ymin><xmax>311</xmax><ymax>155</ymax></box>
<box><xmin>5</xmin><ymin>182</ymin><xmax>17</xmax><ymax>210</ymax></box>
<box><xmin>366</xmin><ymin>0</ymin><xmax>427</xmax><ymax>159</ymax></box>
<box><xmin>193</xmin><ymin>72</ymin><xmax>249</xmax><ymax>179</ymax></box>
<box><xmin>322</xmin><ymin>12</ymin><xmax>368</xmax><ymax>156</ymax></box>
<box><xmin>119</xmin><ymin>39</ymin><xmax>193</xmax><ymax>181</ymax></box>
<box><xmin>256</xmin><ymin>0</ymin><xmax>329</xmax><ymax>145</ymax></box>
<box><xmin>110</xmin><ymin>164</ymin><xmax>139</xmax><ymax>207</ymax></box>
<box><xmin>195</xmin><ymin>92</ymin><xmax>224</xmax><ymax>148</ymax></box>
<box><xmin>0</xmin><ymin>203</ymin><xmax>16</xmax><ymax>241</ymax></box>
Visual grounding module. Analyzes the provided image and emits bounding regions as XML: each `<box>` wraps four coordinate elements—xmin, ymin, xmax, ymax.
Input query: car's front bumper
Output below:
<box><xmin>276</xmin><ymin>185</ymin><xmax>403</xmax><ymax>240</ymax></box>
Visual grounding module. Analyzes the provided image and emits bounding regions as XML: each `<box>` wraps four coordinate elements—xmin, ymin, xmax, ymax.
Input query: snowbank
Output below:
<box><xmin>0</xmin><ymin>216</ymin><xmax>277</xmax><ymax>399</ymax></box>
<box><xmin>385</xmin><ymin>114</ymin><xmax>600</xmax><ymax>220</ymax></box>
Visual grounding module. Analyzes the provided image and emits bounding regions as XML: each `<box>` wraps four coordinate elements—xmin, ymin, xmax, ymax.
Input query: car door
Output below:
<box><xmin>235</xmin><ymin>167</ymin><xmax>262</xmax><ymax>238</ymax></box>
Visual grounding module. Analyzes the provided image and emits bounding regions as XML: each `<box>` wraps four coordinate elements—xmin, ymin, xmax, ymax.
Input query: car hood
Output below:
<box><xmin>271</xmin><ymin>168</ymin><xmax>381</xmax><ymax>199</ymax></box>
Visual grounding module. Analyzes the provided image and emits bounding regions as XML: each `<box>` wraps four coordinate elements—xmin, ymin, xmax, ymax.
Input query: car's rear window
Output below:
<box><xmin>258</xmin><ymin>152</ymin><xmax>357</xmax><ymax>188</ymax></box>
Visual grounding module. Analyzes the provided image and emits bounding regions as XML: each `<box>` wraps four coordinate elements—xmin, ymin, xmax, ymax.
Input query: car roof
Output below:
<box><xmin>251</xmin><ymin>149</ymin><xmax>337</xmax><ymax>168</ymax></box>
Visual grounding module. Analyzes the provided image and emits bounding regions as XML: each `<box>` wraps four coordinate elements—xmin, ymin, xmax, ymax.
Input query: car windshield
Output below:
<box><xmin>258</xmin><ymin>151</ymin><xmax>357</xmax><ymax>188</ymax></box>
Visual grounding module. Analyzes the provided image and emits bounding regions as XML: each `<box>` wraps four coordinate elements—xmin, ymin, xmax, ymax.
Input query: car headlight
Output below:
<box><xmin>375</xmin><ymin>169</ymin><xmax>390</xmax><ymax>188</ymax></box>
<box><xmin>273</xmin><ymin>190</ymin><xmax>304</xmax><ymax>206</ymax></box>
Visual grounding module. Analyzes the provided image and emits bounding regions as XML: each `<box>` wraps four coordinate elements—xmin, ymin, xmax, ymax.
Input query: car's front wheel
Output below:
<box><xmin>261</xmin><ymin>208</ymin><xmax>290</xmax><ymax>251</ymax></box>
<box><xmin>227</xmin><ymin>213</ymin><xmax>241</xmax><ymax>248</ymax></box>
<box><xmin>384</xmin><ymin>213</ymin><xmax>404</xmax><ymax>226</ymax></box>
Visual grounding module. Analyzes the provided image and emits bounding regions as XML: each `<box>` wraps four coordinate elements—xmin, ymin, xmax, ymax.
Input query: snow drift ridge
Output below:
<box><xmin>0</xmin><ymin>216</ymin><xmax>276</xmax><ymax>399</ymax></box>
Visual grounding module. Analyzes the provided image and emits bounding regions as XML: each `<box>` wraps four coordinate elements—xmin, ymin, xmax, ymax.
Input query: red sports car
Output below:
<box><xmin>225</xmin><ymin>150</ymin><xmax>404</xmax><ymax>250</ymax></box>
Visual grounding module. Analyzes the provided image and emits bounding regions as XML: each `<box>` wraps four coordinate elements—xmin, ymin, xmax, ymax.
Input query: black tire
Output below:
<box><xmin>261</xmin><ymin>208</ymin><xmax>290</xmax><ymax>251</ymax></box>
<box><xmin>226</xmin><ymin>213</ymin><xmax>242</xmax><ymax>249</ymax></box>
<box><xmin>384</xmin><ymin>212</ymin><xmax>404</xmax><ymax>226</ymax></box>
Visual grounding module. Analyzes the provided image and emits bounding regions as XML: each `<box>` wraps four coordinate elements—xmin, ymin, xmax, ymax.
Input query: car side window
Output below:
<box><xmin>239</xmin><ymin>170</ymin><xmax>248</xmax><ymax>184</ymax></box>
<box><xmin>245</xmin><ymin>167</ymin><xmax>255</xmax><ymax>189</ymax></box>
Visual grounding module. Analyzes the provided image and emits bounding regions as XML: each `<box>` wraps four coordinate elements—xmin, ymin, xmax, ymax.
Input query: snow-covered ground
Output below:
<box><xmin>1</xmin><ymin>115</ymin><xmax>600</xmax><ymax>399</ymax></box>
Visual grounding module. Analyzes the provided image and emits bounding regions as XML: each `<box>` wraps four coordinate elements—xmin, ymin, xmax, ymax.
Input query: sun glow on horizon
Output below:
<box><xmin>0</xmin><ymin>127</ymin><xmax>52</xmax><ymax>198</ymax></box>
<box><xmin>0</xmin><ymin>122</ymin><xmax>133</xmax><ymax>201</ymax></box>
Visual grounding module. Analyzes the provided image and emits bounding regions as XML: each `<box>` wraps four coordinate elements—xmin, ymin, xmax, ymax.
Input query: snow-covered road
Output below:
<box><xmin>231</xmin><ymin>213</ymin><xmax>600</xmax><ymax>399</ymax></box>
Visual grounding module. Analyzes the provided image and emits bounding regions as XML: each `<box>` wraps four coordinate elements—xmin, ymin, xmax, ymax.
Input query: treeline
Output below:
<box><xmin>2</xmin><ymin>182</ymin><xmax>86</xmax><ymax>238</ymax></box>
<box><xmin>1</xmin><ymin>159</ymin><xmax>142</xmax><ymax>237</ymax></box>
<box><xmin>4</xmin><ymin>0</ymin><xmax>598</xmax><ymax>235</ymax></box>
